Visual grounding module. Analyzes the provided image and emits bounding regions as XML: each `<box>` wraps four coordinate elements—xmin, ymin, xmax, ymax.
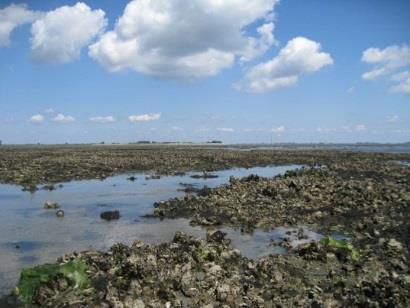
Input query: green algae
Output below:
<box><xmin>320</xmin><ymin>236</ymin><xmax>361</xmax><ymax>261</ymax></box>
<box><xmin>16</xmin><ymin>258</ymin><xmax>89</xmax><ymax>306</ymax></box>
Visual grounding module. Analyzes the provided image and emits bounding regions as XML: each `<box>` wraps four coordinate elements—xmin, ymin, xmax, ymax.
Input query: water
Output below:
<box><xmin>0</xmin><ymin>164</ymin><xmax>317</xmax><ymax>295</ymax></box>
<box><xmin>392</xmin><ymin>160</ymin><xmax>410</xmax><ymax>167</ymax></box>
<box><xmin>219</xmin><ymin>144</ymin><xmax>410</xmax><ymax>154</ymax></box>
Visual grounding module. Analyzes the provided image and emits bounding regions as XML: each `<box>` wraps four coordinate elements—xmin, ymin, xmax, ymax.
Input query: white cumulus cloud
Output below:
<box><xmin>89</xmin><ymin>0</ymin><xmax>278</xmax><ymax>79</ymax></box>
<box><xmin>236</xmin><ymin>37</ymin><xmax>333</xmax><ymax>93</ymax></box>
<box><xmin>217</xmin><ymin>127</ymin><xmax>234</xmax><ymax>133</ymax></box>
<box><xmin>392</xmin><ymin>129</ymin><xmax>410</xmax><ymax>133</ymax></box>
<box><xmin>362</xmin><ymin>45</ymin><xmax>410</xmax><ymax>80</ymax></box>
<box><xmin>30</xmin><ymin>2</ymin><xmax>107</xmax><ymax>63</ymax></box>
<box><xmin>316</xmin><ymin>125</ymin><xmax>366</xmax><ymax>133</ymax></box>
<box><xmin>389</xmin><ymin>70</ymin><xmax>410</xmax><ymax>94</ymax></box>
<box><xmin>269</xmin><ymin>125</ymin><xmax>285</xmax><ymax>133</ymax></box>
<box><xmin>386</xmin><ymin>115</ymin><xmax>399</xmax><ymax>123</ymax></box>
<box><xmin>90</xmin><ymin>116</ymin><xmax>115</xmax><ymax>123</ymax></box>
<box><xmin>0</xmin><ymin>3</ymin><xmax>42</xmax><ymax>47</ymax></box>
<box><xmin>52</xmin><ymin>113</ymin><xmax>75</xmax><ymax>123</ymax></box>
<box><xmin>129</xmin><ymin>113</ymin><xmax>161</xmax><ymax>122</ymax></box>
<box><xmin>44</xmin><ymin>108</ymin><xmax>56</xmax><ymax>114</ymax></box>
<box><xmin>355</xmin><ymin>124</ymin><xmax>366</xmax><ymax>132</ymax></box>
<box><xmin>28</xmin><ymin>114</ymin><xmax>44</xmax><ymax>124</ymax></box>
<box><xmin>361</xmin><ymin>44</ymin><xmax>410</xmax><ymax>94</ymax></box>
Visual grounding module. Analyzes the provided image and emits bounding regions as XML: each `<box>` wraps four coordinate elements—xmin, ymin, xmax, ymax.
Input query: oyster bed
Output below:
<box><xmin>2</xmin><ymin>230</ymin><xmax>408</xmax><ymax>307</ymax></box>
<box><xmin>1</xmin><ymin>144</ymin><xmax>409</xmax><ymax>190</ymax></box>
<box><xmin>0</xmin><ymin>146</ymin><xmax>409</xmax><ymax>307</ymax></box>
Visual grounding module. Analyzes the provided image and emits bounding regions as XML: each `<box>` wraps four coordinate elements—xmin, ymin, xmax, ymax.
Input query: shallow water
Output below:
<box><xmin>220</xmin><ymin>144</ymin><xmax>410</xmax><ymax>154</ymax></box>
<box><xmin>392</xmin><ymin>160</ymin><xmax>410</xmax><ymax>167</ymax></box>
<box><xmin>0</xmin><ymin>165</ymin><xmax>312</xmax><ymax>295</ymax></box>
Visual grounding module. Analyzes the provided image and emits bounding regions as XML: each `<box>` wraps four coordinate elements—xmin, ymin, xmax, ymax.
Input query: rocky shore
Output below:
<box><xmin>2</xmin><ymin>229</ymin><xmax>408</xmax><ymax>307</ymax></box>
<box><xmin>0</xmin><ymin>146</ymin><xmax>409</xmax><ymax>306</ymax></box>
<box><xmin>0</xmin><ymin>144</ymin><xmax>409</xmax><ymax>191</ymax></box>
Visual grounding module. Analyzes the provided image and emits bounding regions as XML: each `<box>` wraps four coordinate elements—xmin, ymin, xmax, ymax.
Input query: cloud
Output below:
<box><xmin>30</xmin><ymin>2</ymin><xmax>107</xmax><ymax>63</ymax></box>
<box><xmin>391</xmin><ymin>70</ymin><xmax>410</xmax><ymax>81</ymax></box>
<box><xmin>242</xmin><ymin>128</ymin><xmax>264</xmax><ymax>132</ymax></box>
<box><xmin>346</xmin><ymin>86</ymin><xmax>355</xmax><ymax>94</ymax></box>
<box><xmin>269</xmin><ymin>125</ymin><xmax>285</xmax><ymax>133</ymax></box>
<box><xmin>361</xmin><ymin>44</ymin><xmax>410</xmax><ymax>94</ymax></box>
<box><xmin>316</xmin><ymin>125</ymin><xmax>366</xmax><ymax>133</ymax></box>
<box><xmin>392</xmin><ymin>129</ymin><xmax>410</xmax><ymax>133</ymax></box>
<box><xmin>171</xmin><ymin>126</ymin><xmax>183</xmax><ymax>131</ymax></box>
<box><xmin>217</xmin><ymin>127</ymin><xmax>234</xmax><ymax>132</ymax></box>
<box><xmin>44</xmin><ymin>108</ymin><xmax>56</xmax><ymax>114</ymax></box>
<box><xmin>89</xmin><ymin>0</ymin><xmax>278</xmax><ymax>79</ymax></box>
<box><xmin>355</xmin><ymin>124</ymin><xmax>366</xmax><ymax>132</ymax></box>
<box><xmin>52</xmin><ymin>113</ymin><xmax>75</xmax><ymax>123</ymax></box>
<box><xmin>386</xmin><ymin>115</ymin><xmax>399</xmax><ymax>123</ymax></box>
<box><xmin>89</xmin><ymin>116</ymin><xmax>115</xmax><ymax>123</ymax></box>
<box><xmin>0</xmin><ymin>3</ymin><xmax>42</xmax><ymax>47</ymax></box>
<box><xmin>362</xmin><ymin>45</ymin><xmax>410</xmax><ymax>80</ymax></box>
<box><xmin>28</xmin><ymin>114</ymin><xmax>44</xmax><ymax>124</ymax></box>
<box><xmin>242</xmin><ymin>126</ymin><xmax>285</xmax><ymax>133</ymax></box>
<box><xmin>389</xmin><ymin>70</ymin><xmax>410</xmax><ymax>94</ymax></box>
<box><xmin>390</xmin><ymin>79</ymin><xmax>410</xmax><ymax>94</ymax></box>
<box><xmin>236</xmin><ymin>37</ymin><xmax>333</xmax><ymax>92</ymax></box>
<box><xmin>128</xmin><ymin>113</ymin><xmax>161</xmax><ymax>122</ymax></box>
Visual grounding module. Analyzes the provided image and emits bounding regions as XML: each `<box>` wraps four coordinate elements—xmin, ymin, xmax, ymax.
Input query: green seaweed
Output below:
<box><xmin>320</xmin><ymin>236</ymin><xmax>361</xmax><ymax>261</ymax></box>
<box><xmin>16</xmin><ymin>258</ymin><xmax>90</xmax><ymax>306</ymax></box>
<box><xmin>195</xmin><ymin>248</ymin><xmax>211</xmax><ymax>262</ymax></box>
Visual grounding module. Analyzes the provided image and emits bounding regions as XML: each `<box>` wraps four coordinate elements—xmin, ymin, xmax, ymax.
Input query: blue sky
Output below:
<box><xmin>0</xmin><ymin>0</ymin><xmax>409</xmax><ymax>144</ymax></box>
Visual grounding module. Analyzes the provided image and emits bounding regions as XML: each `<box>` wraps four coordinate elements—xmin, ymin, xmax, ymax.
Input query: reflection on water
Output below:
<box><xmin>0</xmin><ymin>165</ymin><xmax>301</xmax><ymax>295</ymax></box>
<box><xmin>221</xmin><ymin>226</ymin><xmax>324</xmax><ymax>259</ymax></box>
<box><xmin>392</xmin><ymin>160</ymin><xmax>410</xmax><ymax>167</ymax></box>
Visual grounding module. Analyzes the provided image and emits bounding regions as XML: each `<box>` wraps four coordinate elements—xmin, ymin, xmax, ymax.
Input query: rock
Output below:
<box><xmin>42</xmin><ymin>184</ymin><xmax>56</xmax><ymax>191</ymax></box>
<box><xmin>134</xmin><ymin>299</ymin><xmax>145</xmax><ymax>308</ymax></box>
<box><xmin>313</xmin><ymin>211</ymin><xmax>323</xmax><ymax>219</ymax></box>
<box><xmin>56</xmin><ymin>209</ymin><xmax>64</xmax><ymax>217</ymax></box>
<box><xmin>127</xmin><ymin>176</ymin><xmax>137</xmax><ymax>181</ymax></box>
<box><xmin>132</xmin><ymin>240</ymin><xmax>145</xmax><ymax>249</ymax></box>
<box><xmin>208</xmin><ymin>230</ymin><xmax>226</xmax><ymax>243</ymax></box>
<box><xmin>216</xmin><ymin>284</ymin><xmax>231</xmax><ymax>302</ymax></box>
<box><xmin>387</xmin><ymin>238</ymin><xmax>403</xmax><ymax>251</ymax></box>
<box><xmin>44</xmin><ymin>201</ymin><xmax>59</xmax><ymax>209</ymax></box>
<box><xmin>190</xmin><ymin>172</ymin><xmax>218</xmax><ymax>179</ymax></box>
<box><xmin>145</xmin><ymin>175</ymin><xmax>161</xmax><ymax>180</ymax></box>
<box><xmin>100</xmin><ymin>210</ymin><xmax>120</xmax><ymax>221</ymax></box>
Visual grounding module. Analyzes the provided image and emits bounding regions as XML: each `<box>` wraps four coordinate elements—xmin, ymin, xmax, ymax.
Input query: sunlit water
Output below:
<box><xmin>392</xmin><ymin>160</ymin><xmax>410</xmax><ymax>167</ymax></box>
<box><xmin>0</xmin><ymin>165</ymin><xmax>324</xmax><ymax>295</ymax></box>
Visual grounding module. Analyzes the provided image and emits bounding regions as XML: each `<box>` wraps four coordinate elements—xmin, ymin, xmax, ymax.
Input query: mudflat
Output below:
<box><xmin>0</xmin><ymin>145</ymin><xmax>409</xmax><ymax>307</ymax></box>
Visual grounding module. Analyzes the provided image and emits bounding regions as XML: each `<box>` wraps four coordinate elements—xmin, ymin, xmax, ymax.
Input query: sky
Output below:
<box><xmin>0</xmin><ymin>0</ymin><xmax>409</xmax><ymax>144</ymax></box>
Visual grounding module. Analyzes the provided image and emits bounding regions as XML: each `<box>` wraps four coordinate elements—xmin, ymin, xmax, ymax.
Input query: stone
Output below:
<box><xmin>100</xmin><ymin>210</ymin><xmax>120</xmax><ymax>221</ymax></box>
<box><xmin>388</xmin><ymin>239</ymin><xmax>403</xmax><ymax>251</ymax></box>
<box><xmin>44</xmin><ymin>201</ymin><xmax>59</xmax><ymax>209</ymax></box>
<box><xmin>56</xmin><ymin>209</ymin><xmax>64</xmax><ymax>217</ymax></box>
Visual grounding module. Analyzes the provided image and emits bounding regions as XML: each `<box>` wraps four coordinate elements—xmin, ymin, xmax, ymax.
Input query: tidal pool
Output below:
<box><xmin>0</xmin><ymin>165</ymin><xmax>311</xmax><ymax>295</ymax></box>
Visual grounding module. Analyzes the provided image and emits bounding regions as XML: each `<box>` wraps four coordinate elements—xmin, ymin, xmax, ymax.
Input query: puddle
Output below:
<box><xmin>391</xmin><ymin>160</ymin><xmax>410</xmax><ymax>167</ymax></box>
<box><xmin>3</xmin><ymin>241</ymin><xmax>45</xmax><ymax>252</ymax></box>
<box><xmin>0</xmin><ymin>164</ymin><xmax>302</xmax><ymax>295</ymax></box>
<box><xmin>221</xmin><ymin>226</ymin><xmax>324</xmax><ymax>259</ymax></box>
